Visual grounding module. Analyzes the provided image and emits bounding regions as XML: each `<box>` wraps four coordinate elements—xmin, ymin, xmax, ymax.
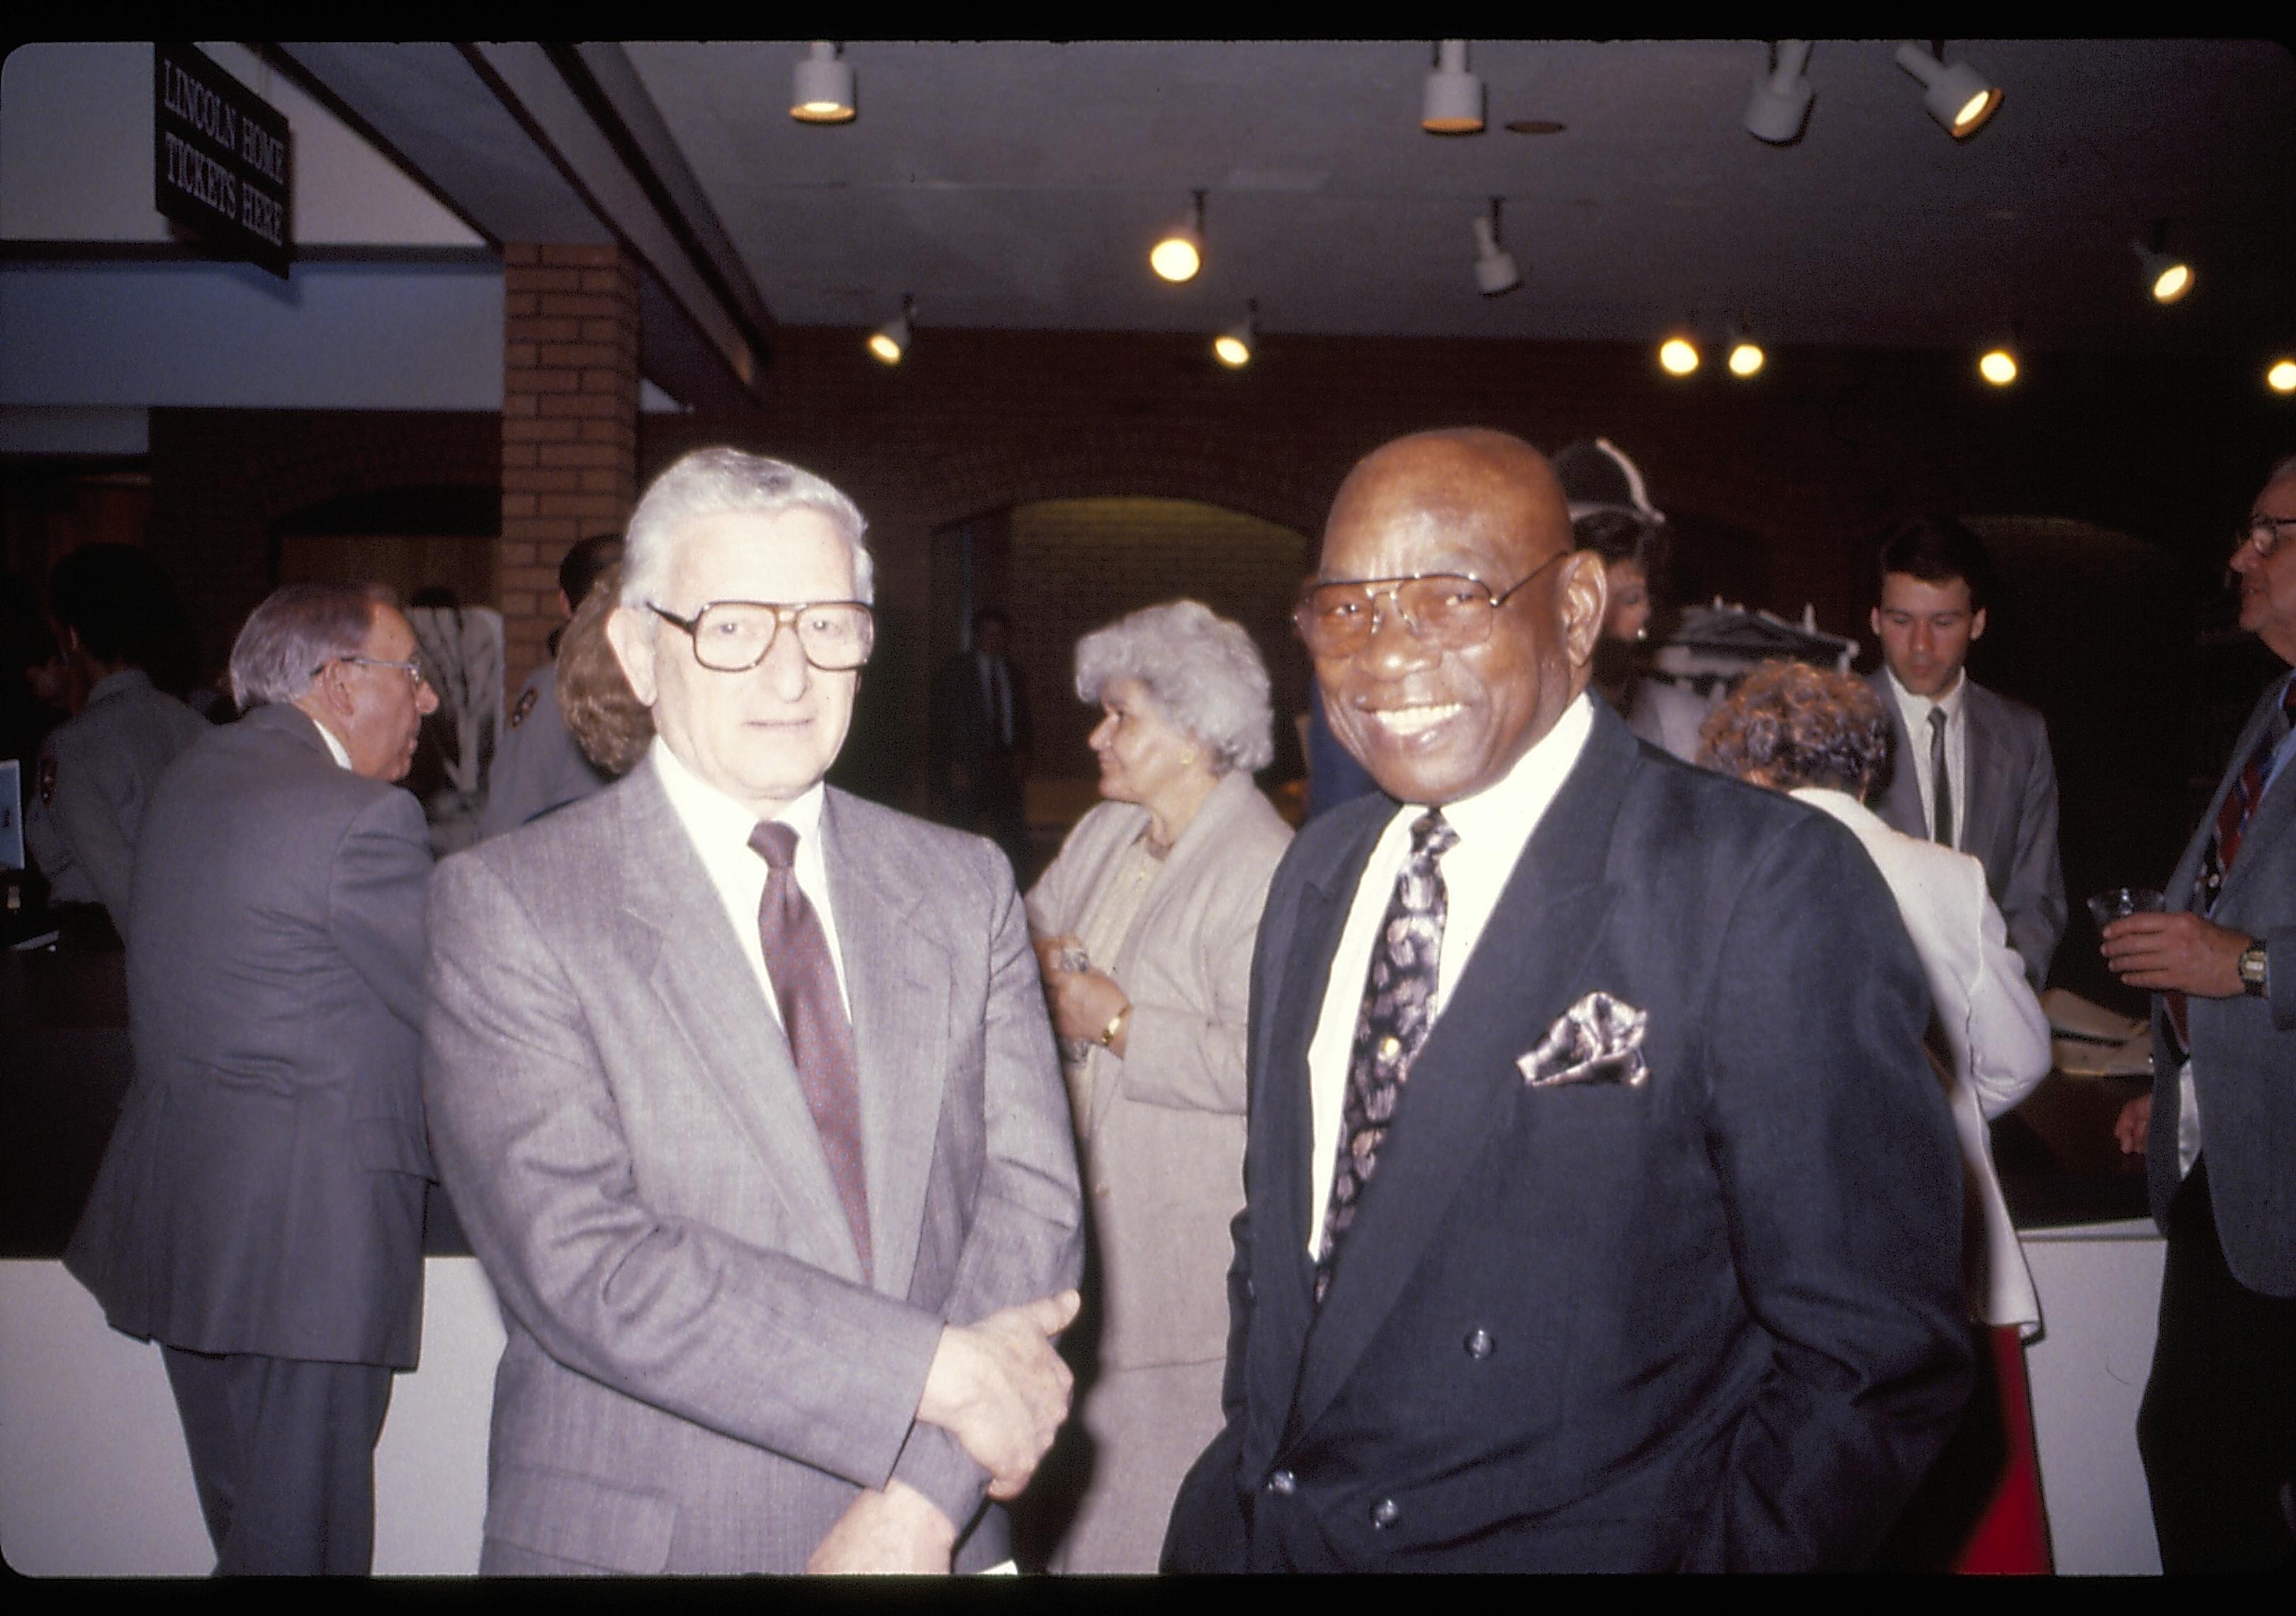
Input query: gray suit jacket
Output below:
<box><xmin>477</xmin><ymin>661</ymin><xmax>610</xmax><ymax>840</ymax></box>
<box><xmin>1869</xmin><ymin>671</ymin><xmax>2066</xmax><ymax>989</ymax></box>
<box><xmin>422</xmin><ymin>758</ymin><xmax>1085</xmax><ymax>1573</ymax></box>
<box><xmin>64</xmin><ymin>702</ymin><xmax>435</xmax><ymax>1367</ymax></box>
<box><xmin>1025</xmin><ymin>770</ymin><xmax>1292</xmax><ymax>1369</ymax></box>
<box><xmin>2146</xmin><ymin>670</ymin><xmax>2296</xmax><ymax>1297</ymax></box>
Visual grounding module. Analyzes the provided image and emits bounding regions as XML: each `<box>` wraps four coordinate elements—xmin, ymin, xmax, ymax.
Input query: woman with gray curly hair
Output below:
<box><xmin>1021</xmin><ymin>598</ymin><xmax>1291</xmax><ymax>1572</ymax></box>
<box><xmin>1702</xmin><ymin>659</ymin><xmax>2055</xmax><ymax>1572</ymax></box>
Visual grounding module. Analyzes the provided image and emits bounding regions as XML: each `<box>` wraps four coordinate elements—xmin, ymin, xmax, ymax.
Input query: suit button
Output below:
<box><xmin>1463</xmin><ymin>1328</ymin><xmax>1494</xmax><ymax>1359</ymax></box>
<box><xmin>1266</xmin><ymin>1469</ymin><xmax>1296</xmax><ymax>1496</ymax></box>
<box><xmin>1244</xmin><ymin>1278</ymin><xmax>1257</xmax><ymax>1301</ymax></box>
<box><xmin>1370</xmin><ymin>1497</ymin><xmax>1400</xmax><ymax>1529</ymax></box>
<box><xmin>1094</xmin><ymin>1183</ymin><xmax>1111</xmax><ymax>1199</ymax></box>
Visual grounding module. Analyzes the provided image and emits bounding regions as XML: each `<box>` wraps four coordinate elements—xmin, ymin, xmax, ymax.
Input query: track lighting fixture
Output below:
<box><xmin>2268</xmin><ymin>359</ymin><xmax>2296</xmax><ymax>395</ymax></box>
<box><xmin>1744</xmin><ymin>40</ymin><xmax>1814</xmax><ymax>145</ymax></box>
<box><xmin>1894</xmin><ymin>43</ymin><xmax>2001</xmax><ymax>139</ymax></box>
<box><xmin>1213</xmin><ymin>301</ymin><xmax>1257</xmax><ymax>369</ymax></box>
<box><xmin>2132</xmin><ymin>234</ymin><xmax>2194</xmax><ymax>305</ymax></box>
<box><xmin>866</xmin><ymin>295</ymin><xmax>913</xmax><ymax>365</ymax></box>
<box><xmin>1473</xmin><ymin>200</ymin><xmax>1521</xmax><ymax>296</ymax></box>
<box><xmin>1978</xmin><ymin>346</ymin><xmax>2018</xmax><ymax>387</ymax></box>
<box><xmin>1657</xmin><ymin>335</ymin><xmax>1701</xmax><ymax>378</ymax></box>
<box><xmin>1422</xmin><ymin>41</ymin><xmax>1484</xmax><ymax>134</ymax></box>
<box><xmin>1151</xmin><ymin>191</ymin><xmax>1205</xmax><ymax>284</ymax></box>
<box><xmin>790</xmin><ymin>43</ymin><xmax>856</xmax><ymax>125</ymax></box>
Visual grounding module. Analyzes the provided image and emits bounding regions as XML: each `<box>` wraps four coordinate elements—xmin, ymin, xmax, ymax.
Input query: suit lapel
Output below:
<box><xmin>1958</xmin><ymin>683</ymin><xmax>2008</xmax><ymax>869</ymax></box>
<box><xmin>1286</xmin><ymin>711</ymin><xmax>1633</xmax><ymax>1444</ymax></box>
<box><xmin>821</xmin><ymin>790</ymin><xmax>952</xmax><ymax>1300</ymax></box>
<box><xmin>615</xmin><ymin>763</ymin><xmax>863</xmax><ymax>1279</ymax></box>
<box><xmin>1869</xmin><ymin>670</ymin><xmax>1925</xmax><ymax>839</ymax></box>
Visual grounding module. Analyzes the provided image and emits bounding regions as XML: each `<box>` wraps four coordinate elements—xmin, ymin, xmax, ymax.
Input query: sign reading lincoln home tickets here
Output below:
<box><xmin>154</xmin><ymin>43</ymin><xmax>292</xmax><ymax>279</ymax></box>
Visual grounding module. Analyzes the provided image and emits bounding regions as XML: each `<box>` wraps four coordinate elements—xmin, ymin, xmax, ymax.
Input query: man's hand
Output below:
<box><xmin>2116</xmin><ymin>1093</ymin><xmax>2152</xmax><ymax>1155</ymax></box>
<box><xmin>917</xmin><ymin>1291</ymin><xmax>1082</xmax><ymax>1499</ymax></box>
<box><xmin>2101</xmin><ymin>911</ymin><xmax>2249</xmax><ymax>998</ymax></box>
<box><xmin>805</xmin><ymin>1480</ymin><xmax>957</xmax><ymax>1575</ymax></box>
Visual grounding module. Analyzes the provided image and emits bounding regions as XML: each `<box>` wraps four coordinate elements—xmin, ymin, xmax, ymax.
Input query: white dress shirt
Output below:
<box><xmin>1305</xmin><ymin>692</ymin><xmax>1595</xmax><ymax>1256</ymax></box>
<box><xmin>1884</xmin><ymin>666</ymin><xmax>1970</xmax><ymax>851</ymax></box>
<box><xmin>651</xmin><ymin>736</ymin><xmax>853</xmax><ymax>1023</ymax></box>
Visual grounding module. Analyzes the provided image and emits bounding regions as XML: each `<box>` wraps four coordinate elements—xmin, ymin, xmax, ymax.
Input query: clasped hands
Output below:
<box><xmin>808</xmin><ymin>1289</ymin><xmax>1082</xmax><ymax>1574</ymax></box>
<box><xmin>1035</xmin><ymin>933</ymin><xmax>1130</xmax><ymax>1053</ymax></box>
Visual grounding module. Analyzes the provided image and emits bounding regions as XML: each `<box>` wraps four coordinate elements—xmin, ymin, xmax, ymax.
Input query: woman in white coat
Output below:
<box><xmin>1023</xmin><ymin>600</ymin><xmax>1293</xmax><ymax>1572</ymax></box>
<box><xmin>1702</xmin><ymin>658</ymin><xmax>2055</xmax><ymax>1573</ymax></box>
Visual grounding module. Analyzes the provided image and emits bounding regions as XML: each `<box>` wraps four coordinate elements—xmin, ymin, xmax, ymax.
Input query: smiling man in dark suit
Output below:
<box><xmin>1164</xmin><ymin>427</ymin><xmax>1971</xmax><ymax>1572</ymax></box>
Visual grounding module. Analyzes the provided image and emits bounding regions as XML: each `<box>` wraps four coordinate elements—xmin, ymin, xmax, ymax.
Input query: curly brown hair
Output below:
<box><xmin>1698</xmin><ymin>659</ymin><xmax>1890</xmax><ymax>797</ymax></box>
<box><xmin>556</xmin><ymin>561</ymin><xmax>653</xmax><ymax>777</ymax></box>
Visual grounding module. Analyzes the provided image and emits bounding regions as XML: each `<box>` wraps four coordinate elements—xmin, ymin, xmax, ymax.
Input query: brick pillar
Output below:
<box><xmin>500</xmin><ymin>242</ymin><xmax>639</xmax><ymax>692</ymax></box>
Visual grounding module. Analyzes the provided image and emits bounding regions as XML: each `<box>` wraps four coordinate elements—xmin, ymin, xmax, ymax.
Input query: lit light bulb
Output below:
<box><xmin>1953</xmin><ymin>89</ymin><xmax>1996</xmax><ymax>131</ymax></box>
<box><xmin>1658</xmin><ymin>337</ymin><xmax>1701</xmax><ymax>377</ymax></box>
<box><xmin>867</xmin><ymin>331</ymin><xmax>903</xmax><ymax>365</ymax></box>
<box><xmin>1151</xmin><ymin>234</ymin><xmax>1200</xmax><ymax>284</ymax></box>
<box><xmin>1727</xmin><ymin>342</ymin><xmax>1765</xmax><ymax>378</ymax></box>
<box><xmin>1213</xmin><ymin>334</ymin><xmax>1251</xmax><ymax>369</ymax></box>
<box><xmin>2151</xmin><ymin>262</ymin><xmax>2193</xmax><ymax>303</ymax></box>
<box><xmin>1979</xmin><ymin>348</ymin><xmax>2018</xmax><ymax>386</ymax></box>
<box><xmin>2268</xmin><ymin>358</ymin><xmax>2296</xmax><ymax>395</ymax></box>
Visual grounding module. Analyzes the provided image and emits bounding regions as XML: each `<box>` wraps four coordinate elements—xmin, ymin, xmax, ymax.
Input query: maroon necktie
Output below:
<box><xmin>750</xmin><ymin>820</ymin><xmax>872</xmax><ymax>1281</ymax></box>
<box><xmin>2168</xmin><ymin>673</ymin><xmax>2296</xmax><ymax>1051</ymax></box>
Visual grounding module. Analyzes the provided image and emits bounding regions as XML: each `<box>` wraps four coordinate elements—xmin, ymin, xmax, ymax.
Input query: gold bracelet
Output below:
<box><xmin>1096</xmin><ymin>1006</ymin><xmax>1129</xmax><ymax>1048</ymax></box>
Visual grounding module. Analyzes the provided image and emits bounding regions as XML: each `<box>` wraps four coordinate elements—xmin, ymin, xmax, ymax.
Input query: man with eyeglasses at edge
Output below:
<box><xmin>67</xmin><ymin>583</ymin><xmax>442</xmax><ymax>1573</ymax></box>
<box><xmin>421</xmin><ymin>448</ymin><xmax>1083</xmax><ymax>1574</ymax></box>
<box><xmin>2104</xmin><ymin>454</ymin><xmax>2296</xmax><ymax>1572</ymax></box>
<box><xmin>1162</xmin><ymin>428</ymin><xmax>1971</xmax><ymax>1572</ymax></box>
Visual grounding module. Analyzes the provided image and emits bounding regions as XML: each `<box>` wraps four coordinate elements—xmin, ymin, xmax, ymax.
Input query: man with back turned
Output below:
<box><xmin>1164</xmin><ymin>427</ymin><xmax>1970</xmax><ymax>1571</ymax></box>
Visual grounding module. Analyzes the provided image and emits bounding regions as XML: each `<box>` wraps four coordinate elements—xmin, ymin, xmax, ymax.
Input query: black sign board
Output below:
<box><xmin>154</xmin><ymin>43</ymin><xmax>293</xmax><ymax>279</ymax></box>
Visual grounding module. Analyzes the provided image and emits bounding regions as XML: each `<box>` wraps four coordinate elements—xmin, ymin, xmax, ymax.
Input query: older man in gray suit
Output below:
<box><xmin>65</xmin><ymin>582</ymin><xmax>440</xmax><ymax>1574</ymax></box>
<box><xmin>422</xmin><ymin>448</ymin><xmax>1085</xmax><ymax>1575</ymax></box>
<box><xmin>2106</xmin><ymin>454</ymin><xmax>2296</xmax><ymax>1571</ymax></box>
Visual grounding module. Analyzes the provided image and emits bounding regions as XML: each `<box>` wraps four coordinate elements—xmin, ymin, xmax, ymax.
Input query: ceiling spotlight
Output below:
<box><xmin>2132</xmin><ymin>240</ymin><xmax>2194</xmax><ymax>305</ymax></box>
<box><xmin>1151</xmin><ymin>191</ymin><xmax>1205</xmax><ymax>284</ymax></box>
<box><xmin>1658</xmin><ymin>335</ymin><xmax>1701</xmax><ymax>378</ymax></box>
<box><xmin>1744</xmin><ymin>40</ymin><xmax>1814</xmax><ymax>145</ymax></box>
<box><xmin>1422</xmin><ymin>40</ymin><xmax>1485</xmax><ymax>135</ymax></box>
<box><xmin>1473</xmin><ymin>199</ymin><xmax>1521</xmax><ymax>296</ymax></box>
<box><xmin>790</xmin><ymin>42</ymin><xmax>855</xmax><ymax>125</ymax></box>
<box><xmin>1978</xmin><ymin>346</ymin><xmax>2018</xmax><ymax>387</ymax></box>
<box><xmin>867</xmin><ymin>295</ymin><xmax>913</xmax><ymax>366</ymax></box>
<box><xmin>2268</xmin><ymin>358</ymin><xmax>2296</xmax><ymax>395</ymax></box>
<box><xmin>1727</xmin><ymin>336</ymin><xmax>1767</xmax><ymax>378</ymax></box>
<box><xmin>1213</xmin><ymin>301</ymin><xmax>1257</xmax><ymax>369</ymax></box>
<box><xmin>1894</xmin><ymin>43</ymin><xmax>2001</xmax><ymax>139</ymax></box>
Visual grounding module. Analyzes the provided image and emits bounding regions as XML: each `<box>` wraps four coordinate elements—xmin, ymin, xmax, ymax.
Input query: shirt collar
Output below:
<box><xmin>1412</xmin><ymin>687</ymin><xmax>1596</xmax><ymax>843</ymax></box>
<box><xmin>86</xmin><ymin>668</ymin><xmax>153</xmax><ymax>705</ymax></box>
<box><xmin>650</xmin><ymin>734</ymin><xmax>828</xmax><ymax>852</ymax></box>
<box><xmin>1885</xmin><ymin>664</ymin><xmax>1966</xmax><ymax>726</ymax></box>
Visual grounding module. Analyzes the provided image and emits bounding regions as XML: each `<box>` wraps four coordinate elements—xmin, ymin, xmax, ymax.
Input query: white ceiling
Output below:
<box><xmin>620</xmin><ymin>39</ymin><xmax>2295</xmax><ymax>354</ymax></box>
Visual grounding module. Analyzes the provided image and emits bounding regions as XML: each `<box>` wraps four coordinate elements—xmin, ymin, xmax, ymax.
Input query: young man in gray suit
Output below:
<box><xmin>66</xmin><ymin>582</ymin><xmax>440</xmax><ymax>1573</ymax></box>
<box><xmin>422</xmin><ymin>449</ymin><xmax>1084</xmax><ymax>1575</ymax></box>
<box><xmin>2105</xmin><ymin>454</ymin><xmax>2296</xmax><ymax>1571</ymax></box>
<box><xmin>1867</xmin><ymin>516</ymin><xmax>2067</xmax><ymax>990</ymax></box>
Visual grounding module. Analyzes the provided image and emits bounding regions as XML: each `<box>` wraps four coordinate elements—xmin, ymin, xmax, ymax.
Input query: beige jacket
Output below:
<box><xmin>1028</xmin><ymin>770</ymin><xmax>1293</xmax><ymax>1367</ymax></box>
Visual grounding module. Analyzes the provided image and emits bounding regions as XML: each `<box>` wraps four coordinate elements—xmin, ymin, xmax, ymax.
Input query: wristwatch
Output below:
<box><xmin>2238</xmin><ymin>940</ymin><xmax>2270</xmax><ymax>999</ymax></box>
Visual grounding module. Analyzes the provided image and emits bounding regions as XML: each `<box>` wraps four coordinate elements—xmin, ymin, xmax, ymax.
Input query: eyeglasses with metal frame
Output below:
<box><xmin>2239</xmin><ymin>515</ymin><xmax>2296</xmax><ymax>560</ymax></box>
<box><xmin>648</xmin><ymin>600</ymin><xmax>876</xmax><ymax>673</ymax></box>
<box><xmin>320</xmin><ymin>654</ymin><xmax>430</xmax><ymax>692</ymax></box>
<box><xmin>1293</xmin><ymin>551</ymin><xmax>1566</xmax><ymax>659</ymax></box>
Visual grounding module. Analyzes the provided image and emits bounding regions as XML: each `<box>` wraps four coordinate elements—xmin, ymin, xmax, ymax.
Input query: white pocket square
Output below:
<box><xmin>1518</xmin><ymin>991</ymin><xmax>1650</xmax><ymax>1089</ymax></box>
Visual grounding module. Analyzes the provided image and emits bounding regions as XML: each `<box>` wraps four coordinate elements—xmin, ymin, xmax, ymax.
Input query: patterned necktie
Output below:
<box><xmin>1315</xmin><ymin>808</ymin><xmax>1458</xmax><ymax>1305</ymax></box>
<box><xmin>750</xmin><ymin>821</ymin><xmax>872</xmax><ymax>1282</ymax></box>
<box><xmin>1929</xmin><ymin>707</ymin><xmax>1954</xmax><ymax>848</ymax></box>
<box><xmin>2168</xmin><ymin>673</ymin><xmax>2296</xmax><ymax>1053</ymax></box>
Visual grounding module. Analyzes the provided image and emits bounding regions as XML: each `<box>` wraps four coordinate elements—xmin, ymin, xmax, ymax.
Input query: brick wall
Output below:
<box><xmin>500</xmin><ymin>243</ymin><xmax>638</xmax><ymax>692</ymax></box>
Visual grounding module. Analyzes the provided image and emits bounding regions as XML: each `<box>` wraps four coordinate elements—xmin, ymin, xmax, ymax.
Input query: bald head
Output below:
<box><xmin>1310</xmin><ymin>428</ymin><xmax>1606</xmax><ymax>804</ymax></box>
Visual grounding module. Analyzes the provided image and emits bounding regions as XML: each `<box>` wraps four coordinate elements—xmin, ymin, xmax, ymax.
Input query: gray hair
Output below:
<box><xmin>619</xmin><ymin>448</ymin><xmax>873</xmax><ymax>611</ymax></box>
<box><xmin>1074</xmin><ymin>599</ymin><xmax>1274</xmax><ymax>775</ymax></box>
<box><xmin>227</xmin><ymin>583</ymin><xmax>392</xmax><ymax>708</ymax></box>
